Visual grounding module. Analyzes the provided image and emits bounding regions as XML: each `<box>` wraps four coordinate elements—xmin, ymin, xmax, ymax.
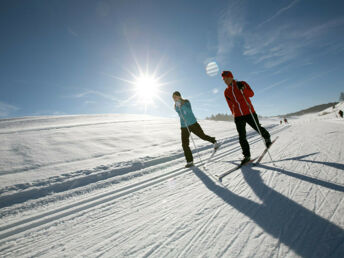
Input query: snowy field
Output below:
<box><xmin>1</xmin><ymin>103</ymin><xmax>344</xmax><ymax>257</ymax></box>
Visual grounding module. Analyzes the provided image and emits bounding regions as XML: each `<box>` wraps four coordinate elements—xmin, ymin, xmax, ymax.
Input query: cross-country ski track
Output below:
<box><xmin>0</xmin><ymin>112</ymin><xmax>344</xmax><ymax>257</ymax></box>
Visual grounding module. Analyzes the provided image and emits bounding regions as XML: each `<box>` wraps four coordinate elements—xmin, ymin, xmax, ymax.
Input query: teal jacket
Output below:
<box><xmin>175</xmin><ymin>100</ymin><xmax>197</xmax><ymax>128</ymax></box>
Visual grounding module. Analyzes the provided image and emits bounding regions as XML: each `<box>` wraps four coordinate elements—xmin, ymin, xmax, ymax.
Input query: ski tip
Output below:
<box><xmin>215</xmin><ymin>174</ymin><xmax>223</xmax><ymax>182</ymax></box>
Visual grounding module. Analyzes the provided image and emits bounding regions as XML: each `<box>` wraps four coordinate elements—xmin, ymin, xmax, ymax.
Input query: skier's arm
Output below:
<box><xmin>224</xmin><ymin>90</ymin><xmax>234</xmax><ymax>114</ymax></box>
<box><xmin>243</xmin><ymin>82</ymin><xmax>254</xmax><ymax>98</ymax></box>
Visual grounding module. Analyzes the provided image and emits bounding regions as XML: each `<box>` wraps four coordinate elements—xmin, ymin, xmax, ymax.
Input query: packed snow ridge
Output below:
<box><xmin>0</xmin><ymin>104</ymin><xmax>344</xmax><ymax>257</ymax></box>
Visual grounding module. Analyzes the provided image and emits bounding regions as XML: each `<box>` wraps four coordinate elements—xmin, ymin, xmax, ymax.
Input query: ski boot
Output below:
<box><xmin>213</xmin><ymin>141</ymin><xmax>221</xmax><ymax>151</ymax></box>
<box><xmin>240</xmin><ymin>156</ymin><xmax>251</xmax><ymax>166</ymax></box>
<box><xmin>185</xmin><ymin>161</ymin><xmax>194</xmax><ymax>168</ymax></box>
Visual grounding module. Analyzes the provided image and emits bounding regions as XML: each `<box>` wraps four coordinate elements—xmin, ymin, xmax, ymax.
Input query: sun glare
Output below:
<box><xmin>134</xmin><ymin>75</ymin><xmax>160</xmax><ymax>104</ymax></box>
<box><xmin>107</xmin><ymin>56</ymin><xmax>172</xmax><ymax>113</ymax></box>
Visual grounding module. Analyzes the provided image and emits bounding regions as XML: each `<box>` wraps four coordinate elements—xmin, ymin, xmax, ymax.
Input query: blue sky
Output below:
<box><xmin>1</xmin><ymin>0</ymin><xmax>344</xmax><ymax>119</ymax></box>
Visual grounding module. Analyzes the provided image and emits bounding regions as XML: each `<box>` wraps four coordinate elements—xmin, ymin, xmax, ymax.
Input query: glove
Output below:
<box><xmin>175</xmin><ymin>100</ymin><xmax>181</xmax><ymax>107</ymax></box>
<box><xmin>236</xmin><ymin>81</ymin><xmax>245</xmax><ymax>91</ymax></box>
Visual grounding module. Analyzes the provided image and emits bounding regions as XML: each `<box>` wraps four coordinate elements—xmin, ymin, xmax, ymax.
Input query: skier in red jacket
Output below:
<box><xmin>222</xmin><ymin>71</ymin><xmax>271</xmax><ymax>165</ymax></box>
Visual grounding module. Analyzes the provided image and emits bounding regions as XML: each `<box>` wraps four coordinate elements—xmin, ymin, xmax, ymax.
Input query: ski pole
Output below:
<box><xmin>240</xmin><ymin>90</ymin><xmax>276</xmax><ymax>166</ymax></box>
<box><xmin>178</xmin><ymin>105</ymin><xmax>206</xmax><ymax>168</ymax></box>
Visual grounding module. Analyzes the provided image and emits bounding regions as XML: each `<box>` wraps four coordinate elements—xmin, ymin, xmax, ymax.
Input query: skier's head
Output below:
<box><xmin>222</xmin><ymin>71</ymin><xmax>233</xmax><ymax>78</ymax></box>
<box><xmin>222</xmin><ymin>71</ymin><xmax>234</xmax><ymax>86</ymax></box>
<box><xmin>172</xmin><ymin>91</ymin><xmax>182</xmax><ymax>102</ymax></box>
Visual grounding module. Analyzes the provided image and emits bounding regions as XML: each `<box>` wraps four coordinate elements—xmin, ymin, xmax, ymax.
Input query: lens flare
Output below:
<box><xmin>206</xmin><ymin>61</ymin><xmax>219</xmax><ymax>76</ymax></box>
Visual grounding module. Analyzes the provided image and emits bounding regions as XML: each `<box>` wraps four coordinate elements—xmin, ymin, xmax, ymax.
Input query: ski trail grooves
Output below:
<box><xmin>0</xmin><ymin>124</ymin><xmax>288</xmax><ymax>249</ymax></box>
<box><xmin>1</xmin><ymin>125</ymin><xmax>286</xmax><ymax>214</ymax></box>
<box><xmin>4</xmin><ymin>118</ymin><xmax>344</xmax><ymax>257</ymax></box>
<box><xmin>0</xmin><ymin>165</ymin><xmax>190</xmax><ymax>242</ymax></box>
<box><xmin>176</xmin><ymin>208</ymin><xmax>221</xmax><ymax>258</ymax></box>
<box><xmin>77</xmin><ymin>180</ymin><xmax>211</xmax><ymax>257</ymax></box>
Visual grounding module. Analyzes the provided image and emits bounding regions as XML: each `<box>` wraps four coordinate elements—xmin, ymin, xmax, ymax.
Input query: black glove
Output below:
<box><xmin>236</xmin><ymin>81</ymin><xmax>245</xmax><ymax>90</ymax></box>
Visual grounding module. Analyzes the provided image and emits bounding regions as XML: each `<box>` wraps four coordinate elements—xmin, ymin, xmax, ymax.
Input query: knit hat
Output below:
<box><xmin>221</xmin><ymin>71</ymin><xmax>233</xmax><ymax>78</ymax></box>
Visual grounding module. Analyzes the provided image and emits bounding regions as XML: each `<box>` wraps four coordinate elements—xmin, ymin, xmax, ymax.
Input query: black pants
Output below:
<box><xmin>181</xmin><ymin>122</ymin><xmax>216</xmax><ymax>163</ymax></box>
<box><xmin>235</xmin><ymin>113</ymin><xmax>270</xmax><ymax>157</ymax></box>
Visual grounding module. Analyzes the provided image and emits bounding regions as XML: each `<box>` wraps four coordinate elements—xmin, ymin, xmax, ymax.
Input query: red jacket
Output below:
<box><xmin>224</xmin><ymin>80</ymin><xmax>255</xmax><ymax>117</ymax></box>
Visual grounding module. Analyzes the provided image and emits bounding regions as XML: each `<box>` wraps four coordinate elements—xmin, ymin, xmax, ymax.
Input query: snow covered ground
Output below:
<box><xmin>1</xmin><ymin>104</ymin><xmax>344</xmax><ymax>257</ymax></box>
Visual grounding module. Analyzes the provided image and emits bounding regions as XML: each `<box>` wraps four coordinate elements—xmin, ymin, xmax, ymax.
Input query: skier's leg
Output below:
<box><xmin>189</xmin><ymin>123</ymin><xmax>216</xmax><ymax>143</ymax></box>
<box><xmin>235</xmin><ymin>116</ymin><xmax>250</xmax><ymax>157</ymax></box>
<box><xmin>247</xmin><ymin>113</ymin><xmax>271</xmax><ymax>140</ymax></box>
<box><xmin>181</xmin><ymin>127</ymin><xmax>193</xmax><ymax>162</ymax></box>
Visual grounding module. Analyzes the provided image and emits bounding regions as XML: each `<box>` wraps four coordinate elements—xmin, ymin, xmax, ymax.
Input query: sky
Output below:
<box><xmin>1</xmin><ymin>0</ymin><xmax>344</xmax><ymax>119</ymax></box>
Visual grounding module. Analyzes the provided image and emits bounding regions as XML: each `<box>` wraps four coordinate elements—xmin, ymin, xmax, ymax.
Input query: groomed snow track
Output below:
<box><xmin>1</xmin><ymin>116</ymin><xmax>344</xmax><ymax>257</ymax></box>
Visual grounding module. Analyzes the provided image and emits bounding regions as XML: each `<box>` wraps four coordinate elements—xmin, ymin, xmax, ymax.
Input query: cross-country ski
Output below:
<box><xmin>217</xmin><ymin>137</ymin><xmax>279</xmax><ymax>181</ymax></box>
<box><xmin>216</xmin><ymin>157</ymin><xmax>257</xmax><ymax>182</ymax></box>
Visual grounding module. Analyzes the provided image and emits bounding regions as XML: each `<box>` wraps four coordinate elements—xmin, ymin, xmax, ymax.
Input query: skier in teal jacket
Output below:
<box><xmin>173</xmin><ymin>91</ymin><xmax>220</xmax><ymax>167</ymax></box>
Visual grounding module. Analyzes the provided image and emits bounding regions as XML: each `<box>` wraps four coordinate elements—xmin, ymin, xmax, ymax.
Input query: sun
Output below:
<box><xmin>105</xmin><ymin>56</ymin><xmax>173</xmax><ymax>113</ymax></box>
<box><xmin>134</xmin><ymin>74</ymin><xmax>160</xmax><ymax>104</ymax></box>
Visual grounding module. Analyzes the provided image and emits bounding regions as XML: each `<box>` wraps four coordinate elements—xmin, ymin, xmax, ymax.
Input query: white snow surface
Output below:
<box><xmin>0</xmin><ymin>109</ymin><xmax>344</xmax><ymax>257</ymax></box>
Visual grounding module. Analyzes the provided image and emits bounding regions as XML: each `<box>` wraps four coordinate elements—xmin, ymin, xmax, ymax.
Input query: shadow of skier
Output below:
<box><xmin>256</xmin><ymin>163</ymin><xmax>344</xmax><ymax>192</ymax></box>
<box><xmin>272</xmin><ymin>152</ymin><xmax>344</xmax><ymax>171</ymax></box>
<box><xmin>224</xmin><ymin>154</ymin><xmax>344</xmax><ymax>193</ymax></box>
<box><xmin>191</xmin><ymin>166</ymin><xmax>344</xmax><ymax>257</ymax></box>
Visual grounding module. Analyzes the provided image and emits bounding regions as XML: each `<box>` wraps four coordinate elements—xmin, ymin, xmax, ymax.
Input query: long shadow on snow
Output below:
<box><xmin>191</xmin><ymin>166</ymin><xmax>344</xmax><ymax>258</ymax></box>
<box><xmin>224</xmin><ymin>152</ymin><xmax>344</xmax><ymax>192</ymax></box>
<box><xmin>257</xmin><ymin>163</ymin><xmax>344</xmax><ymax>192</ymax></box>
<box><xmin>272</xmin><ymin>152</ymin><xmax>344</xmax><ymax>171</ymax></box>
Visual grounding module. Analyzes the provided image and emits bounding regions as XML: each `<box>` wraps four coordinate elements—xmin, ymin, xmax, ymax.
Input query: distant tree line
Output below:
<box><xmin>205</xmin><ymin>113</ymin><xmax>234</xmax><ymax>121</ymax></box>
<box><xmin>205</xmin><ymin>113</ymin><xmax>264</xmax><ymax>121</ymax></box>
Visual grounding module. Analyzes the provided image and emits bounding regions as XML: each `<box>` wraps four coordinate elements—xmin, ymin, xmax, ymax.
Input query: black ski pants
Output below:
<box><xmin>181</xmin><ymin>122</ymin><xmax>216</xmax><ymax>163</ymax></box>
<box><xmin>235</xmin><ymin>113</ymin><xmax>270</xmax><ymax>157</ymax></box>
